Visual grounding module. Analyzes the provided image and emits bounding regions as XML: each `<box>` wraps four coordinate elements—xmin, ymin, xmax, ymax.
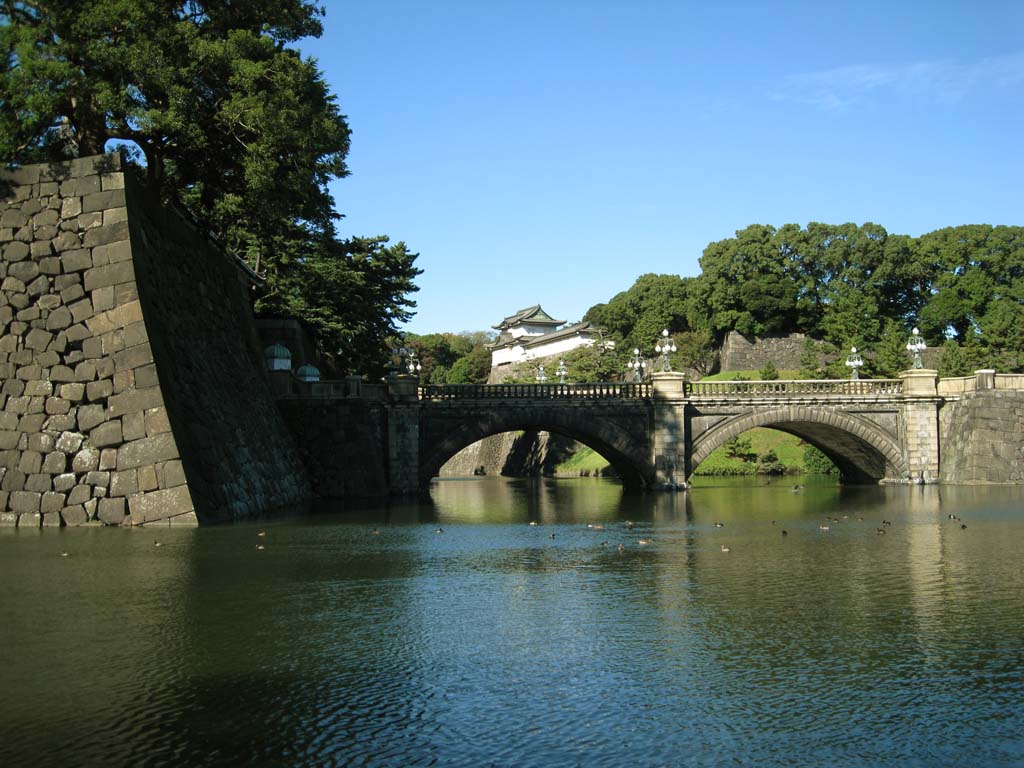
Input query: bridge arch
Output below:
<box><xmin>690</xmin><ymin>406</ymin><xmax>907</xmax><ymax>483</ymax></box>
<box><xmin>420</xmin><ymin>408</ymin><xmax>655</xmax><ymax>490</ymax></box>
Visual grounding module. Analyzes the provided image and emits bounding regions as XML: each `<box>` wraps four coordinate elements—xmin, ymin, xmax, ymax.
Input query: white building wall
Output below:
<box><xmin>491</xmin><ymin>335</ymin><xmax>596</xmax><ymax>367</ymax></box>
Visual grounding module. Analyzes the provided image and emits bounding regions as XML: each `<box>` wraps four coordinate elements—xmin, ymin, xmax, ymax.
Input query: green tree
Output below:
<box><xmin>584</xmin><ymin>273</ymin><xmax>692</xmax><ymax>351</ymax></box>
<box><xmin>447</xmin><ymin>346</ymin><xmax>491</xmax><ymax>384</ymax></box>
<box><xmin>561</xmin><ymin>343</ymin><xmax>624</xmax><ymax>383</ymax></box>
<box><xmin>675</xmin><ymin>328</ymin><xmax>717</xmax><ymax>376</ymax></box>
<box><xmin>803</xmin><ymin>445</ymin><xmax>838</xmax><ymax>475</ymax></box>
<box><xmin>871</xmin><ymin>320</ymin><xmax>910</xmax><ymax>378</ymax></box>
<box><xmin>938</xmin><ymin>339</ymin><xmax>970</xmax><ymax>378</ymax></box>
<box><xmin>798</xmin><ymin>337</ymin><xmax>823</xmax><ymax>379</ymax></box>
<box><xmin>1</xmin><ymin>1</ymin><xmax>420</xmax><ymax>372</ymax></box>
<box><xmin>758</xmin><ymin>360</ymin><xmax>779</xmax><ymax>380</ymax></box>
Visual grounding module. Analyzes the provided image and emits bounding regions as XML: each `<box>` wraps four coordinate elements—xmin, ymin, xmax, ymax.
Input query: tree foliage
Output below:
<box><xmin>0</xmin><ymin>1</ymin><xmax>420</xmax><ymax>373</ymax></box>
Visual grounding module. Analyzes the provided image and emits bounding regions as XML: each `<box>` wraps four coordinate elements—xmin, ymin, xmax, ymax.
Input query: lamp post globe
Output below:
<box><xmin>906</xmin><ymin>327</ymin><xmax>926</xmax><ymax>370</ymax></box>
<box><xmin>845</xmin><ymin>346</ymin><xmax>864</xmax><ymax>380</ymax></box>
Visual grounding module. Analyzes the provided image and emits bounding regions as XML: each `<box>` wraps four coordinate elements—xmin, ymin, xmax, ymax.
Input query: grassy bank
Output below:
<box><xmin>554</xmin><ymin>428</ymin><xmax>836</xmax><ymax>477</ymax></box>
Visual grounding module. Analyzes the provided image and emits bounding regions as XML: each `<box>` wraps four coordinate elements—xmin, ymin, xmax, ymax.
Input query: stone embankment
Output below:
<box><xmin>0</xmin><ymin>153</ymin><xmax>309</xmax><ymax>527</ymax></box>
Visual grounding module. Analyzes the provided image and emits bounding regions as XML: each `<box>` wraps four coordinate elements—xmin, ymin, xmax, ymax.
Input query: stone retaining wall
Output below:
<box><xmin>940</xmin><ymin>390</ymin><xmax>1024</xmax><ymax>483</ymax></box>
<box><xmin>0</xmin><ymin>153</ymin><xmax>309</xmax><ymax>526</ymax></box>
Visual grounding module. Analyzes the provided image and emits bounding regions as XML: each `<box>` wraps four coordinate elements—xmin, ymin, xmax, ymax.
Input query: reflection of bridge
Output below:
<box><xmin>277</xmin><ymin>369</ymin><xmax>1024</xmax><ymax>495</ymax></box>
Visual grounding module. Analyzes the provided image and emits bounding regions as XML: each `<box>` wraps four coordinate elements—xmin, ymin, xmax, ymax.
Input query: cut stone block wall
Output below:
<box><xmin>0</xmin><ymin>153</ymin><xmax>309</xmax><ymax>527</ymax></box>
<box><xmin>940</xmin><ymin>391</ymin><xmax>1024</xmax><ymax>483</ymax></box>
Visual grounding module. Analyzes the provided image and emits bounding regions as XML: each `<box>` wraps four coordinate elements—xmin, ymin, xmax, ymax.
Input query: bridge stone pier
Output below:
<box><xmin>277</xmin><ymin>368</ymin><xmax>1024</xmax><ymax>496</ymax></box>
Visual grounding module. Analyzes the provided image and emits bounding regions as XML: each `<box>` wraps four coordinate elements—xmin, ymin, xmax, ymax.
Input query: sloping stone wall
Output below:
<box><xmin>0</xmin><ymin>153</ymin><xmax>309</xmax><ymax>527</ymax></box>
<box><xmin>940</xmin><ymin>391</ymin><xmax>1024</xmax><ymax>483</ymax></box>
<box><xmin>719</xmin><ymin>331</ymin><xmax>810</xmax><ymax>371</ymax></box>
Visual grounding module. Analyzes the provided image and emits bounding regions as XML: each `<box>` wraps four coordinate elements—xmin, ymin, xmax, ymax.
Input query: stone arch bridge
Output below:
<box><xmin>378</xmin><ymin>370</ymin><xmax>947</xmax><ymax>492</ymax></box>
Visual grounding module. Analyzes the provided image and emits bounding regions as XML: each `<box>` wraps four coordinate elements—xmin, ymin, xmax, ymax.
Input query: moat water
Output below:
<box><xmin>2</xmin><ymin>476</ymin><xmax>1023</xmax><ymax>767</ymax></box>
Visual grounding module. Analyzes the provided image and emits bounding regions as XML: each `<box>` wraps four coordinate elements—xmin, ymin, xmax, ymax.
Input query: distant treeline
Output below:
<box><xmin>410</xmin><ymin>222</ymin><xmax>1023</xmax><ymax>383</ymax></box>
<box><xmin>584</xmin><ymin>223</ymin><xmax>1023</xmax><ymax>377</ymax></box>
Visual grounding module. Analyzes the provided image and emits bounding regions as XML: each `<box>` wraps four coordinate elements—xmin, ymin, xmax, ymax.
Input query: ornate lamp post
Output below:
<box><xmin>556</xmin><ymin>359</ymin><xmax>568</xmax><ymax>384</ymax></box>
<box><xmin>627</xmin><ymin>348</ymin><xmax>646</xmax><ymax>382</ymax></box>
<box><xmin>405</xmin><ymin>349</ymin><xmax>422</xmax><ymax>377</ymax></box>
<box><xmin>390</xmin><ymin>344</ymin><xmax>408</xmax><ymax>374</ymax></box>
<box><xmin>906</xmin><ymin>327</ymin><xmax>926</xmax><ymax>369</ymax></box>
<box><xmin>845</xmin><ymin>346</ymin><xmax>864</xmax><ymax>380</ymax></box>
<box><xmin>654</xmin><ymin>329</ymin><xmax>677</xmax><ymax>372</ymax></box>
<box><xmin>536</xmin><ymin>364</ymin><xmax>548</xmax><ymax>384</ymax></box>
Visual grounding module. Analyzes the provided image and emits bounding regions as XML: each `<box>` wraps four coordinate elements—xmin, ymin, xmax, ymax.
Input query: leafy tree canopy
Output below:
<box><xmin>1</xmin><ymin>1</ymin><xmax>420</xmax><ymax>373</ymax></box>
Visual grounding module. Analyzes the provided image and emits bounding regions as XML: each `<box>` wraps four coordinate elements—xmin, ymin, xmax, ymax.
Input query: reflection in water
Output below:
<box><xmin>1</xmin><ymin>478</ymin><xmax>1023</xmax><ymax>767</ymax></box>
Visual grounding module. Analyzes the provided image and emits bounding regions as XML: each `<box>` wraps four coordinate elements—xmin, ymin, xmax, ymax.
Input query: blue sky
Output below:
<box><xmin>303</xmin><ymin>1</ymin><xmax>1024</xmax><ymax>335</ymax></box>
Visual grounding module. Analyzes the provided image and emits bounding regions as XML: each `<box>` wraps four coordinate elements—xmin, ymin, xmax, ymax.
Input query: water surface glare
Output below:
<box><xmin>2</xmin><ymin>477</ymin><xmax>1023</xmax><ymax>767</ymax></box>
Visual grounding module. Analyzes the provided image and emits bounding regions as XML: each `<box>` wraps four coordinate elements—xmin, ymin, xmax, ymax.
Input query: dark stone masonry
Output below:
<box><xmin>0</xmin><ymin>153</ymin><xmax>309</xmax><ymax>527</ymax></box>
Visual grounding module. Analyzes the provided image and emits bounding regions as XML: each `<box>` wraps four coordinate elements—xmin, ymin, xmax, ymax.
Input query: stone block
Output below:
<box><xmin>59</xmin><ymin>284</ymin><xmax>85</xmax><ymax>305</ymax></box>
<box><xmin>24</xmin><ymin>327</ymin><xmax>53</xmax><ymax>351</ymax></box>
<box><xmin>77</xmin><ymin>212</ymin><xmax>102</xmax><ymax>230</ymax></box>
<box><xmin>45</xmin><ymin>306</ymin><xmax>72</xmax><ymax>331</ymax></box>
<box><xmin>99</xmin><ymin>448</ymin><xmax>117</xmax><ymax>471</ymax></box>
<box><xmin>71</xmin><ymin>446</ymin><xmax>100</xmax><ymax>473</ymax></box>
<box><xmin>25</xmin><ymin>473</ymin><xmax>51</xmax><ymax>493</ymax></box>
<box><xmin>112</xmin><ymin>368</ymin><xmax>133</xmax><ymax>393</ymax></box>
<box><xmin>123</xmin><ymin>321</ymin><xmax>148</xmax><ymax>349</ymax></box>
<box><xmin>44</xmin><ymin>396</ymin><xmax>70</xmax><ymax>415</ymax></box>
<box><xmin>81</xmin><ymin>190</ymin><xmax>127</xmax><ymax>216</ymax></box>
<box><xmin>103</xmin><ymin>330</ymin><xmax>125</xmax><ymax>357</ymax></box>
<box><xmin>56</xmin><ymin>431</ymin><xmax>84</xmax><ymax>452</ymax></box>
<box><xmin>77</xmin><ymin>404</ymin><xmax>105</xmax><ymax>431</ymax></box>
<box><xmin>92</xmin><ymin>241</ymin><xmax>131</xmax><ymax>266</ymax></box>
<box><xmin>41</xmin><ymin>491</ymin><xmax>64</xmax><ymax>515</ymax></box>
<box><xmin>0</xmin><ymin>462</ymin><xmax>21</xmax><ymax>487</ymax></box>
<box><xmin>133</xmin><ymin>364</ymin><xmax>159</xmax><ymax>390</ymax></box>
<box><xmin>86</xmin><ymin>378</ymin><xmax>112</xmax><ymax>401</ymax></box>
<box><xmin>156</xmin><ymin>459</ymin><xmax>186</xmax><ymax>489</ymax></box>
<box><xmin>82</xmin><ymin>337</ymin><xmax>103</xmax><ymax>360</ymax></box>
<box><xmin>0</xmin><ymin>431</ymin><xmax>19</xmax><ymax>450</ymax></box>
<box><xmin>114</xmin><ymin>342</ymin><xmax>153</xmax><ymax>372</ymax></box>
<box><xmin>110</xmin><ymin>469</ymin><xmax>138</xmax><ymax>497</ymax></box>
<box><xmin>128</xmin><ymin>485</ymin><xmax>193</xmax><ymax>523</ymax></box>
<box><xmin>138</xmin><ymin>465</ymin><xmax>158</xmax><ymax>492</ymax></box>
<box><xmin>42</xmin><ymin>451</ymin><xmax>66</xmax><ymax>474</ymax></box>
<box><xmin>95</xmin><ymin>358</ymin><xmax>114</xmax><ymax>380</ymax></box>
<box><xmin>108</xmin><ymin>386</ymin><xmax>162</xmax><ymax>417</ymax></box>
<box><xmin>67</xmin><ymin>485</ymin><xmax>91</xmax><ymax>506</ymax></box>
<box><xmin>10</xmin><ymin>490</ymin><xmax>40</xmax><ymax>513</ymax></box>
<box><xmin>114</xmin><ymin>283</ymin><xmax>137</xmax><ymax>306</ymax></box>
<box><xmin>85</xmin><ymin>470</ymin><xmax>110</xmax><ymax>488</ymax></box>
<box><xmin>38</xmin><ymin>256</ymin><xmax>61</xmax><ymax>276</ymax></box>
<box><xmin>58</xmin><ymin>382</ymin><xmax>85</xmax><ymax>402</ymax></box>
<box><xmin>17</xmin><ymin>512</ymin><xmax>41</xmax><ymax>528</ymax></box>
<box><xmin>91</xmin><ymin>285</ymin><xmax>115</xmax><ymax>313</ymax></box>
<box><xmin>50</xmin><ymin>364</ymin><xmax>75</xmax><ymax>382</ymax></box>
<box><xmin>97</xmin><ymin>497</ymin><xmax>126</xmax><ymax>525</ymax></box>
<box><xmin>16</xmin><ymin>305</ymin><xmax>39</xmax><ymax>322</ymax></box>
<box><xmin>27</xmin><ymin>275</ymin><xmax>50</xmax><ymax>297</ymax></box>
<box><xmin>65</xmin><ymin>323</ymin><xmax>89</xmax><ymax>343</ymax></box>
<box><xmin>69</xmin><ymin>297</ymin><xmax>93</xmax><ymax>324</ymax></box>
<box><xmin>27</xmin><ymin>433</ymin><xmax>53</xmax><ymax>453</ymax></box>
<box><xmin>89</xmin><ymin>419</ymin><xmax>122</xmax><ymax>448</ymax></box>
<box><xmin>53</xmin><ymin>473</ymin><xmax>75</xmax><ymax>492</ymax></box>
<box><xmin>8</xmin><ymin>260</ymin><xmax>39</xmax><ymax>283</ymax></box>
<box><xmin>60</xmin><ymin>196</ymin><xmax>82</xmax><ymax>219</ymax></box>
<box><xmin>61</xmin><ymin>504</ymin><xmax>88</xmax><ymax>526</ymax></box>
<box><xmin>75</xmin><ymin>361</ymin><xmax>97</xmax><ymax>382</ymax></box>
<box><xmin>144</xmin><ymin>407</ymin><xmax>171</xmax><ymax>437</ymax></box>
<box><xmin>104</xmin><ymin>208</ymin><xmax>128</xmax><ymax>227</ymax></box>
<box><xmin>83</xmin><ymin>497</ymin><xmax>97</xmax><ymax>519</ymax></box>
<box><xmin>2</xmin><ymin>379</ymin><xmax>25</xmax><ymax>397</ymax></box>
<box><xmin>100</xmin><ymin>173</ymin><xmax>125</xmax><ymax>191</ymax></box>
<box><xmin>122</xmin><ymin>410</ymin><xmax>145</xmax><ymax>441</ymax></box>
<box><xmin>83</xmin><ymin>260</ymin><xmax>134</xmax><ymax>292</ymax></box>
<box><xmin>17</xmin><ymin>450</ymin><xmax>41</xmax><ymax>474</ymax></box>
<box><xmin>7</xmin><ymin>292</ymin><xmax>29</xmax><ymax>309</ymax></box>
<box><xmin>17</xmin><ymin>413</ymin><xmax>44</xmax><ymax>432</ymax></box>
<box><xmin>116</xmin><ymin>432</ymin><xmax>178</xmax><ymax>471</ymax></box>
<box><xmin>61</xmin><ymin>249</ymin><xmax>93</xmax><ymax>273</ymax></box>
<box><xmin>41</xmin><ymin>511</ymin><xmax>62</xmax><ymax>527</ymax></box>
<box><xmin>89</xmin><ymin>299</ymin><xmax>143</xmax><ymax>335</ymax></box>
